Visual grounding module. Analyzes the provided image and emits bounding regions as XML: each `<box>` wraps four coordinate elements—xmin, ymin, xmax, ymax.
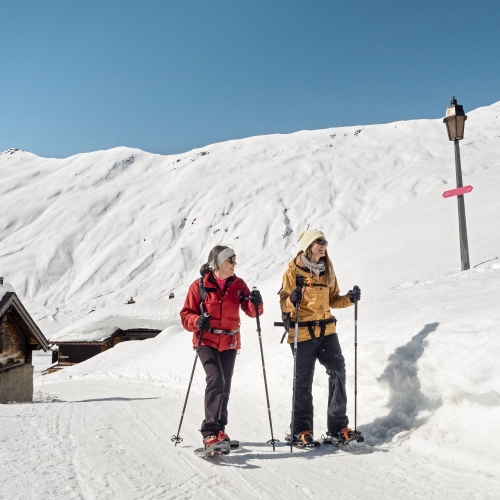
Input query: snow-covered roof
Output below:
<box><xmin>0</xmin><ymin>282</ymin><xmax>49</xmax><ymax>350</ymax></box>
<box><xmin>49</xmin><ymin>299</ymin><xmax>180</xmax><ymax>343</ymax></box>
<box><xmin>0</xmin><ymin>282</ymin><xmax>15</xmax><ymax>303</ymax></box>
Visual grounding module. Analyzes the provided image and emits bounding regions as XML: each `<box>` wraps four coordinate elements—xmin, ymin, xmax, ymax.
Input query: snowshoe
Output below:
<box><xmin>194</xmin><ymin>445</ymin><xmax>230</xmax><ymax>458</ymax></box>
<box><xmin>285</xmin><ymin>431</ymin><xmax>321</xmax><ymax>449</ymax></box>
<box><xmin>322</xmin><ymin>428</ymin><xmax>364</xmax><ymax>446</ymax></box>
<box><xmin>195</xmin><ymin>435</ymin><xmax>231</xmax><ymax>458</ymax></box>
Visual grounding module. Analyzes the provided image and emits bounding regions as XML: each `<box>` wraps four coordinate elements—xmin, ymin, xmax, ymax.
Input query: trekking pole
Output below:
<box><xmin>353</xmin><ymin>285</ymin><xmax>360</xmax><ymax>433</ymax></box>
<box><xmin>171</xmin><ymin>312</ymin><xmax>209</xmax><ymax>446</ymax></box>
<box><xmin>253</xmin><ymin>288</ymin><xmax>278</xmax><ymax>451</ymax></box>
<box><xmin>290</xmin><ymin>275</ymin><xmax>304</xmax><ymax>453</ymax></box>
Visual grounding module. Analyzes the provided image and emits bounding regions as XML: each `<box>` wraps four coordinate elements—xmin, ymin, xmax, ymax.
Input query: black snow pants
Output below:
<box><xmin>290</xmin><ymin>333</ymin><xmax>348</xmax><ymax>436</ymax></box>
<box><xmin>197</xmin><ymin>346</ymin><xmax>237</xmax><ymax>438</ymax></box>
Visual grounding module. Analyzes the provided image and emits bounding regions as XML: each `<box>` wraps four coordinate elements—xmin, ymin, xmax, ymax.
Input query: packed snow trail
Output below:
<box><xmin>1</xmin><ymin>379</ymin><xmax>498</xmax><ymax>500</ymax></box>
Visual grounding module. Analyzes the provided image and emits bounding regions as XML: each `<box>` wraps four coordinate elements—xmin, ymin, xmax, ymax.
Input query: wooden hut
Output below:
<box><xmin>0</xmin><ymin>286</ymin><xmax>49</xmax><ymax>403</ymax></box>
<box><xmin>48</xmin><ymin>299</ymin><xmax>173</xmax><ymax>373</ymax></box>
<box><xmin>50</xmin><ymin>328</ymin><xmax>162</xmax><ymax>371</ymax></box>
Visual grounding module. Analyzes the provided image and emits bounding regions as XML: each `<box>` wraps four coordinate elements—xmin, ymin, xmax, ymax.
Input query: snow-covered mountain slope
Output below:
<box><xmin>1</xmin><ymin>101</ymin><xmax>499</xmax><ymax>333</ymax></box>
<box><xmin>2</xmin><ymin>103</ymin><xmax>500</xmax><ymax>499</ymax></box>
<box><xmin>38</xmin><ymin>155</ymin><xmax>500</xmax><ymax>480</ymax></box>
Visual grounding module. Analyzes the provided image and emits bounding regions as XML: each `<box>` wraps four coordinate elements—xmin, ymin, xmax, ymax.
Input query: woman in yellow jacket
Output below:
<box><xmin>280</xmin><ymin>229</ymin><xmax>360</xmax><ymax>445</ymax></box>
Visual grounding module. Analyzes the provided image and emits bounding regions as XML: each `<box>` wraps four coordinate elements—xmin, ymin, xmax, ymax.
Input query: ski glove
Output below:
<box><xmin>347</xmin><ymin>286</ymin><xmax>361</xmax><ymax>303</ymax></box>
<box><xmin>290</xmin><ymin>287</ymin><xmax>303</xmax><ymax>306</ymax></box>
<box><xmin>196</xmin><ymin>314</ymin><xmax>211</xmax><ymax>330</ymax></box>
<box><xmin>249</xmin><ymin>289</ymin><xmax>263</xmax><ymax>306</ymax></box>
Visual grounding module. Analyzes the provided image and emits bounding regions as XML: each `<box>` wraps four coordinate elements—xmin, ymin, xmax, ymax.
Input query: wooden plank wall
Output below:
<box><xmin>59</xmin><ymin>344</ymin><xmax>101</xmax><ymax>364</ymax></box>
<box><xmin>0</xmin><ymin>315</ymin><xmax>27</xmax><ymax>366</ymax></box>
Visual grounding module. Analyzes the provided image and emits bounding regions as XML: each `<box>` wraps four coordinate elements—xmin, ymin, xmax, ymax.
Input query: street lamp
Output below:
<box><xmin>443</xmin><ymin>97</ymin><xmax>470</xmax><ymax>271</ymax></box>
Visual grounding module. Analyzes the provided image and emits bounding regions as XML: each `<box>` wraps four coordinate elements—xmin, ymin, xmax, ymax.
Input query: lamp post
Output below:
<box><xmin>443</xmin><ymin>97</ymin><xmax>470</xmax><ymax>271</ymax></box>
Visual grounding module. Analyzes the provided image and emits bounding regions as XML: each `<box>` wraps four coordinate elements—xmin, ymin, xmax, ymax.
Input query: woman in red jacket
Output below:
<box><xmin>180</xmin><ymin>245</ymin><xmax>263</xmax><ymax>453</ymax></box>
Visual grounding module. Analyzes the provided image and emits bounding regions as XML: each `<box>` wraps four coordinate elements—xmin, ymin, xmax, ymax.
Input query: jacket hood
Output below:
<box><xmin>288</xmin><ymin>251</ymin><xmax>303</xmax><ymax>269</ymax></box>
<box><xmin>289</xmin><ymin>251</ymin><xmax>310</xmax><ymax>272</ymax></box>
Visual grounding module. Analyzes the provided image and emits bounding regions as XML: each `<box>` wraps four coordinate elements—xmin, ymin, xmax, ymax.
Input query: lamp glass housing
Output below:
<box><xmin>443</xmin><ymin>100</ymin><xmax>467</xmax><ymax>141</ymax></box>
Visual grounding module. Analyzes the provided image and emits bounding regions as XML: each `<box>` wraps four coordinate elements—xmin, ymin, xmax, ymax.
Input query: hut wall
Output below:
<box><xmin>121</xmin><ymin>330</ymin><xmax>161</xmax><ymax>341</ymax></box>
<box><xmin>0</xmin><ymin>363</ymin><xmax>34</xmax><ymax>404</ymax></box>
<box><xmin>59</xmin><ymin>344</ymin><xmax>101</xmax><ymax>364</ymax></box>
<box><xmin>0</xmin><ymin>315</ymin><xmax>26</xmax><ymax>366</ymax></box>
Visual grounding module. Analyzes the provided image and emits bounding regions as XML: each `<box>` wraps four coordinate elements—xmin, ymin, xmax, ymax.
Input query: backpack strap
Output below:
<box><xmin>300</xmin><ymin>318</ymin><xmax>336</xmax><ymax>341</ymax></box>
<box><xmin>198</xmin><ymin>276</ymin><xmax>207</xmax><ymax>315</ymax></box>
<box><xmin>307</xmin><ymin>324</ymin><xmax>317</xmax><ymax>342</ymax></box>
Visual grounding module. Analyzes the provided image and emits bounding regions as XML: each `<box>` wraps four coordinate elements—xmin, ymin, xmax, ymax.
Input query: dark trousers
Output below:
<box><xmin>290</xmin><ymin>333</ymin><xmax>348</xmax><ymax>436</ymax></box>
<box><xmin>197</xmin><ymin>346</ymin><xmax>237</xmax><ymax>438</ymax></box>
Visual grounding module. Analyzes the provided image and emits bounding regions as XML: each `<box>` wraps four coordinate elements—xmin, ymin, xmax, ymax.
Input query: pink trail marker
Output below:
<box><xmin>442</xmin><ymin>185</ymin><xmax>473</xmax><ymax>198</ymax></box>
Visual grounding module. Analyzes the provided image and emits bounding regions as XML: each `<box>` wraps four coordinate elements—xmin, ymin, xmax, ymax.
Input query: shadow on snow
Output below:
<box><xmin>360</xmin><ymin>322</ymin><xmax>441</xmax><ymax>446</ymax></box>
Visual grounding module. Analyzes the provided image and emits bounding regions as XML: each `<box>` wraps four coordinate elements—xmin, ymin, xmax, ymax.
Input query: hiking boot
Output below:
<box><xmin>203</xmin><ymin>435</ymin><xmax>225</xmax><ymax>451</ymax></box>
<box><xmin>296</xmin><ymin>430</ymin><xmax>314</xmax><ymax>444</ymax></box>
<box><xmin>338</xmin><ymin>427</ymin><xmax>355</xmax><ymax>442</ymax></box>
<box><xmin>218</xmin><ymin>431</ymin><xmax>230</xmax><ymax>442</ymax></box>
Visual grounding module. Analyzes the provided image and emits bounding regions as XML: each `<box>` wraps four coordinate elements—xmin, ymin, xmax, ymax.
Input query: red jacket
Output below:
<box><xmin>180</xmin><ymin>272</ymin><xmax>264</xmax><ymax>351</ymax></box>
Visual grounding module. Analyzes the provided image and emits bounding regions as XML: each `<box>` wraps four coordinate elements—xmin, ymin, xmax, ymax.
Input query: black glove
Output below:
<box><xmin>347</xmin><ymin>286</ymin><xmax>361</xmax><ymax>303</ymax></box>
<box><xmin>290</xmin><ymin>287</ymin><xmax>303</xmax><ymax>306</ymax></box>
<box><xmin>249</xmin><ymin>289</ymin><xmax>263</xmax><ymax>306</ymax></box>
<box><xmin>196</xmin><ymin>314</ymin><xmax>210</xmax><ymax>330</ymax></box>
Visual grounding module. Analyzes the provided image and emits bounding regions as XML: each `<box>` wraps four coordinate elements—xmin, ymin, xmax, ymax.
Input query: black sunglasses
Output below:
<box><xmin>226</xmin><ymin>255</ymin><xmax>237</xmax><ymax>264</ymax></box>
<box><xmin>314</xmin><ymin>239</ymin><xmax>328</xmax><ymax>246</ymax></box>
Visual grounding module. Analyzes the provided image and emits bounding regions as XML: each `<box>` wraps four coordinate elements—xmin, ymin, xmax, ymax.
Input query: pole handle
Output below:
<box><xmin>196</xmin><ymin>314</ymin><xmax>210</xmax><ymax>349</ymax></box>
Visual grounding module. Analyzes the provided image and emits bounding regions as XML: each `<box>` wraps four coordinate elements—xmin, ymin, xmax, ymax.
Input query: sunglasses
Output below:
<box><xmin>314</xmin><ymin>239</ymin><xmax>328</xmax><ymax>247</ymax></box>
<box><xmin>226</xmin><ymin>255</ymin><xmax>237</xmax><ymax>264</ymax></box>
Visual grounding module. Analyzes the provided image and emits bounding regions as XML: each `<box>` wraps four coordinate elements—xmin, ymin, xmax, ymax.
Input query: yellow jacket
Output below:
<box><xmin>280</xmin><ymin>253</ymin><xmax>353</xmax><ymax>343</ymax></box>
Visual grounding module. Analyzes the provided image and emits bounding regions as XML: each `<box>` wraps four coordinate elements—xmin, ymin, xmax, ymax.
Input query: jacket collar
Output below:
<box><xmin>204</xmin><ymin>271</ymin><xmax>236</xmax><ymax>290</ymax></box>
<box><xmin>289</xmin><ymin>253</ymin><xmax>325</xmax><ymax>277</ymax></box>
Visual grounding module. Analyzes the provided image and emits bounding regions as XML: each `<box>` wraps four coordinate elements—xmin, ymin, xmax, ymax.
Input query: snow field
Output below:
<box><xmin>36</xmin><ymin>152</ymin><xmax>500</xmax><ymax>494</ymax></box>
<box><xmin>1</xmin><ymin>102</ymin><xmax>500</xmax><ymax>498</ymax></box>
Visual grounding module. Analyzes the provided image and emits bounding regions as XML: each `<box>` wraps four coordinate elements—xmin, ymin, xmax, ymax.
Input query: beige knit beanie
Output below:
<box><xmin>298</xmin><ymin>229</ymin><xmax>325</xmax><ymax>252</ymax></box>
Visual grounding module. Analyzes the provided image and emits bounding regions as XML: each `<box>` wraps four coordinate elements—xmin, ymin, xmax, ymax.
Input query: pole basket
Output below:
<box><xmin>171</xmin><ymin>435</ymin><xmax>183</xmax><ymax>446</ymax></box>
<box><xmin>267</xmin><ymin>437</ymin><xmax>280</xmax><ymax>451</ymax></box>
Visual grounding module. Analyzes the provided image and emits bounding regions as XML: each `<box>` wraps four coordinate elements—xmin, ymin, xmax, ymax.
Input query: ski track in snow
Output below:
<box><xmin>2</xmin><ymin>379</ymin><xmax>499</xmax><ymax>500</ymax></box>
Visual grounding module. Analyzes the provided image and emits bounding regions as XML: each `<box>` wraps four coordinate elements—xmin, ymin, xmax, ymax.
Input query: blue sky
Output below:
<box><xmin>1</xmin><ymin>1</ymin><xmax>498</xmax><ymax>158</ymax></box>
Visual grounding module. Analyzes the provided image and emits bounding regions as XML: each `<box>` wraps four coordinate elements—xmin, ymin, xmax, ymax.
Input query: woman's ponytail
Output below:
<box><xmin>199</xmin><ymin>262</ymin><xmax>210</xmax><ymax>276</ymax></box>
